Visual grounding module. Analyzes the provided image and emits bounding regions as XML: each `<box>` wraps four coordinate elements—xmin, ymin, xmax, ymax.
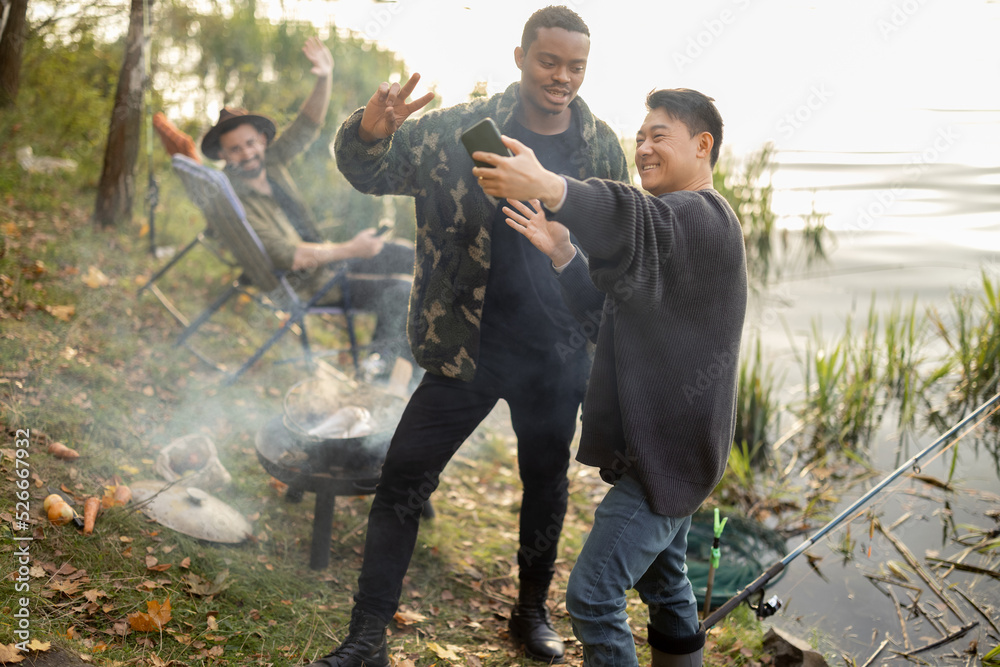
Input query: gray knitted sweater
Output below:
<box><xmin>554</xmin><ymin>178</ymin><xmax>748</xmax><ymax>517</ymax></box>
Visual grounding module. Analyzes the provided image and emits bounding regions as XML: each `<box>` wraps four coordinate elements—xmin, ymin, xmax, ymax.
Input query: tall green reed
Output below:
<box><xmin>716</xmin><ymin>145</ymin><xmax>777</xmax><ymax>287</ymax></box>
<box><xmin>734</xmin><ymin>336</ymin><xmax>781</xmax><ymax>464</ymax></box>
<box><xmin>928</xmin><ymin>271</ymin><xmax>1000</xmax><ymax>412</ymax></box>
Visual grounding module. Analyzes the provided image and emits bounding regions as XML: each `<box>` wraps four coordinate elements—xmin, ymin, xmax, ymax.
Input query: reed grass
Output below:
<box><xmin>798</xmin><ymin>299</ymin><xmax>908</xmax><ymax>455</ymax></box>
<box><xmin>734</xmin><ymin>336</ymin><xmax>781</xmax><ymax>462</ymax></box>
<box><xmin>928</xmin><ymin>271</ymin><xmax>1000</xmax><ymax>412</ymax></box>
<box><xmin>716</xmin><ymin>145</ymin><xmax>778</xmax><ymax>287</ymax></box>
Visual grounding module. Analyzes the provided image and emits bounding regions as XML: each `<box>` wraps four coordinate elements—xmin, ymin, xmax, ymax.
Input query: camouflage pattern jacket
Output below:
<box><xmin>334</xmin><ymin>82</ymin><xmax>628</xmax><ymax>380</ymax></box>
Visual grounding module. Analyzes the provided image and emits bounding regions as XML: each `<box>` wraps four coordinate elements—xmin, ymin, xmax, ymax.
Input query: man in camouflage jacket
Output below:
<box><xmin>307</xmin><ymin>7</ymin><xmax>628</xmax><ymax>667</ymax></box>
<box><xmin>334</xmin><ymin>85</ymin><xmax>626</xmax><ymax>379</ymax></box>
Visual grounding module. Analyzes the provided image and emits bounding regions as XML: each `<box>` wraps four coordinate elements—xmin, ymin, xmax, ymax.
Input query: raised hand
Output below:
<box><xmin>503</xmin><ymin>199</ymin><xmax>576</xmax><ymax>267</ymax></box>
<box><xmin>358</xmin><ymin>72</ymin><xmax>435</xmax><ymax>142</ymax></box>
<box><xmin>302</xmin><ymin>36</ymin><xmax>333</xmax><ymax>79</ymax></box>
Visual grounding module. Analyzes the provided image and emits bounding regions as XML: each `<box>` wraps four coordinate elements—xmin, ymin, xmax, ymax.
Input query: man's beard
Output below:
<box><xmin>235</xmin><ymin>158</ymin><xmax>263</xmax><ymax>179</ymax></box>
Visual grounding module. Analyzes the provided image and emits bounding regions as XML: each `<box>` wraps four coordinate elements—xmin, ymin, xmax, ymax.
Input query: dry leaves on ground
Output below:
<box><xmin>128</xmin><ymin>598</ymin><xmax>172</xmax><ymax>632</ymax></box>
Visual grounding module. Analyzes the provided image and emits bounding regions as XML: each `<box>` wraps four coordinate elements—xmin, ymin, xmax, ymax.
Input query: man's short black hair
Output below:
<box><xmin>521</xmin><ymin>5</ymin><xmax>590</xmax><ymax>53</ymax></box>
<box><xmin>646</xmin><ymin>89</ymin><xmax>724</xmax><ymax>168</ymax></box>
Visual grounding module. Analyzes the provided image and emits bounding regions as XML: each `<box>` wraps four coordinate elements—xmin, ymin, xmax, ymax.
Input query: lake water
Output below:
<box><xmin>746</xmin><ymin>158</ymin><xmax>1000</xmax><ymax>663</ymax></box>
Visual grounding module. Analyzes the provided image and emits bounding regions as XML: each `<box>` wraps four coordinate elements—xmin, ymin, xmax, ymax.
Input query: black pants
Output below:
<box><xmin>311</xmin><ymin>241</ymin><xmax>414</xmax><ymax>361</ymax></box>
<box><xmin>353</xmin><ymin>355</ymin><xmax>587</xmax><ymax>623</ymax></box>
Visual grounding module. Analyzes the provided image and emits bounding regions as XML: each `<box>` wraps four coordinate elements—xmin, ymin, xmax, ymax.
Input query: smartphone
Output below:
<box><xmin>461</xmin><ymin>118</ymin><xmax>512</xmax><ymax>168</ymax></box>
<box><xmin>374</xmin><ymin>223</ymin><xmax>393</xmax><ymax>237</ymax></box>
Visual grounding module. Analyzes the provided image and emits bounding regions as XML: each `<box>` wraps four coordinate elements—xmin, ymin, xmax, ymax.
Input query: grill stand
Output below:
<box><xmin>256</xmin><ymin>416</ymin><xmax>433</xmax><ymax>570</ymax></box>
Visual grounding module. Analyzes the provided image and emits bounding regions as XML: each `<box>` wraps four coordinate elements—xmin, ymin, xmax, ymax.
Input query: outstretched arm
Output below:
<box><xmin>291</xmin><ymin>228</ymin><xmax>385</xmax><ymax>272</ymax></box>
<box><xmin>473</xmin><ymin>136</ymin><xmax>566</xmax><ymax>209</ymax></box>
<box><xmin>300</xmin><ymin>36</ymin><xmax>334</xmax><ymax>125</ymax></box>
<box><xmin>475</xmin><ymin>135</ymin><xmax>677</xmax><ymax>311</ymax></box>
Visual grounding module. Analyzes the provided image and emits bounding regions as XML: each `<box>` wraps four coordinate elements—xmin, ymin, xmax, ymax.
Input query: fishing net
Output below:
<box><xmin>686</xmin><ymin>510</ymin><xmax>788</xmax><ymax>609</ymax></box>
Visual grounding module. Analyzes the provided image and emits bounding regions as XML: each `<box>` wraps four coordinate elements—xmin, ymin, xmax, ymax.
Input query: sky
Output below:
<box><xmin>261</xmin><ymin>0</ymin><xmax>1000</xmax><ymax>162</ymax></box>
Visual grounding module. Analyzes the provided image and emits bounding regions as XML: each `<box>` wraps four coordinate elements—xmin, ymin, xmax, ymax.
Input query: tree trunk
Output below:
<box><xmin>0</xmin><ymin>0</ymin><xmax>29</xmax><ymax>108</ymax></box>
<box><xmin>93</xmin><ymin>0</ymin><xmax>147</xmax><ymax>228</ymax></box>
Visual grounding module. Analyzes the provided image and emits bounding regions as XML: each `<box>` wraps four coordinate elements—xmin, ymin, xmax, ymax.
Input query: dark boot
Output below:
<box><xmin>304</xmin><ymin>608</ymin><xmax>388</xmax><ymax>667</ymax></box>
<box><xmin>650</xmin><ymin>647</ymin><xmax>703</xmax><ymax>667</ymax></box>
<box><xmin>508</xmin><ymin>579</ymin><xmax>565</xmax><ymax>664</ymax></box>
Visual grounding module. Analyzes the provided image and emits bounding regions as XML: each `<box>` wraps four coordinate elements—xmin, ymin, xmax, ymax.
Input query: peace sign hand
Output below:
<box><xmin>359</xmin><ymin>72</ymin><xmax>435</xmax><ymax>142</ymax></box>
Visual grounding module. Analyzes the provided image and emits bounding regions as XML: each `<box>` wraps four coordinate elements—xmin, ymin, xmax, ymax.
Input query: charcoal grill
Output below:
<box><xmin>256</xmin><ymin>416</ymin><xmax>385</xmax><ymax>569</ymax></box>
<box><xmin>255</xmin><ymin>376</ymin><xmax>431</xmax><ymax>569</ymax></box>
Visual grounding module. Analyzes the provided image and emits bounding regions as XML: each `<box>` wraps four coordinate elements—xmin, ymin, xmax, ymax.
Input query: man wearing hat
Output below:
<box><xmin>201</xmin><ymin>36</ymin><xmax>415</xmax><ymax>368</ymax></box>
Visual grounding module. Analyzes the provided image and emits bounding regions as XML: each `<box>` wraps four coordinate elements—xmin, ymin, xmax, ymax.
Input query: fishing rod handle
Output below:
<box><xmin>700</xmin><ymin>560</ymin><xmax>786</xmax><ymax>631</ymax></box>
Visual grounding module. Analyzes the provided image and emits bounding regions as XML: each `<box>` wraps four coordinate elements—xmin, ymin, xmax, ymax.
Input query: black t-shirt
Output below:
<box><xmin>477</xmin><ymin>117</ymin><xmax>587</xmax><ymax>380</ymax></box>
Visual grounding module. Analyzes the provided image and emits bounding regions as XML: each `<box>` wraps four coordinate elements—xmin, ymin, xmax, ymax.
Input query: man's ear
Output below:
<box><xmin>514</xmin><ymin>45</ymin><xmax>525</xmax><ymax>71</ymax></box>
<box><xmin>697</xmin><ymin>132</ymin><xmax>714</xmax><ymax>160</ymax></box>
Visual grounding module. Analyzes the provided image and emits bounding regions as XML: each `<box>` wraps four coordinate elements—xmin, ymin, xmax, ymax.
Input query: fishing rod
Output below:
<box><xmin>701</xmin><ymin>390</ymin><xmax>1000</xmax><ymax>631</ymax></box>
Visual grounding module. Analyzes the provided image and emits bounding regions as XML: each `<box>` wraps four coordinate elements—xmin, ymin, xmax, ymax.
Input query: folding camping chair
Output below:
<box><xmin>165</xmin><ymin>154</ymin><xmax>361</xmax><ymax>383</ymax></box>
<box><xmin>136</xmin><ymin>205</ymin><xmax>236</xmax><ymax>332</ymax></box>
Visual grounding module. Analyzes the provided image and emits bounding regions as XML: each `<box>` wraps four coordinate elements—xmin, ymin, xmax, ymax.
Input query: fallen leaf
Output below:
<box><xmin>81</xmin><ymin>266</ymin><xmax>110</xmax><ymax>289</ymax></box>
<box><xmin>47</xmin><ymin>579</ymin><xmax>83</xmax><ymax>596</ymax></box>
<box><xmin>180</xmin><ymin>570</ymin><xmax>229</xmax><ymax>597</ymax></box>
<box><xmin>54</xmin><ymin>562</ymin><xmax>77</xmax><ymax>577</ymax></box>
<box><xmin>427</xmin><ymin>642</ymin><xmax>461</xmax><ymax>661</ymax></box>
<box><xmin>128</xmin><ymin>597</ymin><xmax>171</xmax><ymax>632</ymax></box>
<box><xmin>393</xmin><ymin>609</ymin><xmax>427</xmax><ymax>626</ymax></box>
<box><xmin>25</xmin><ymin>639</ymin><xmax>50</xmax><ymax>652</ymax></box>
<box><xmin>44</xmin><ymin>304</ymin><xmax>75</xmax><ymax>321</ymax></box>
<box><xmin>83</xmin><ymin>589</ymin><xmax>107</xmax><ymax>603</ymax></box>
<box><xmin>179</xmin><ymin>557</ymin><xmax>191</xmax><ymax>569</ymax></box>
<box><xmin>206</xmin><ymin>615</ymin><xmax>218</xmax><ymax>631</ymax></box>
<box><xmin>145</xmin><ymin>555</ymin><xmax>171</xmax><ymax>572</ymax></box>
<box><xmin>0</xmin><ymin>643</ymin><xmax>25</xmax><ymax>663</ymax></box>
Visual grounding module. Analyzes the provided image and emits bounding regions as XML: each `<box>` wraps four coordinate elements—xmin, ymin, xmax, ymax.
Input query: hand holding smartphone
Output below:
<box><xmin>461</xmin><ymin>118</ymin><xmax>512</xmax><ymax>168</ymax></box>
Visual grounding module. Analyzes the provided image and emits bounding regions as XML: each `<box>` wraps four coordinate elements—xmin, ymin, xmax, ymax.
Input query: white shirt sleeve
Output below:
<box><xmin>552</xmin><ymin>246</ymin><xmax>578</xmax><ymax>274</ymax></box>
<box><xmin>546</xmin><ymin>175</ymin><xmax>569</xmax><ymax>213</ymax></box>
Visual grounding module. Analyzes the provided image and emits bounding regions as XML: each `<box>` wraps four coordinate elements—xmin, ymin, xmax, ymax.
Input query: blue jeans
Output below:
<box><xmin>566</xmin><ymin>474</ymin><xmax>703</xmax><ymax>667</ymax></box>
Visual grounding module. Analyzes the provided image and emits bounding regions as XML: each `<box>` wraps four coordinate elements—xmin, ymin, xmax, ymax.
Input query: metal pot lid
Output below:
<box><xmin>130</xmin><ymin>480</ymin><xmax>252</xmax><ymax>543</ymax></box>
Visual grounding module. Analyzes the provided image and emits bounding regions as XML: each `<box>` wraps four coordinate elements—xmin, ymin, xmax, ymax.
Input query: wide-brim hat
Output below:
<box><xmin>201</xmin><ymin>107</ymin><xmax>276</xmax><ymax>160</ymax></box>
